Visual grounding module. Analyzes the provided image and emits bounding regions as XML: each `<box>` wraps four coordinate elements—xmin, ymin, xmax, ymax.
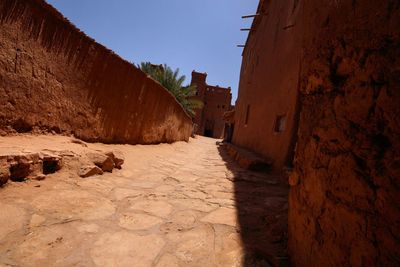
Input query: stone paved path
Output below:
<box><xmin>0</xmin><ymin>135</ymin><xmax>288</xmax><ymax>267</ymax></box>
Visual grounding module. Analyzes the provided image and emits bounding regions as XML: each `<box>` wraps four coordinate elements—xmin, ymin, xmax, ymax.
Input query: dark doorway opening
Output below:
<box><xmin>224</xmin><ymin>123</ymin><xmax>235</xmax><ymax>142</ymax></box>
<box><xmin>204</xmin><ymin>119</ymin><xmax>214</xmax><ymax>138</ymax></box>
<box><xmin>204</xmin><ymin>129</ymin><xmax>213</xmax><ymax>137</ymax></box>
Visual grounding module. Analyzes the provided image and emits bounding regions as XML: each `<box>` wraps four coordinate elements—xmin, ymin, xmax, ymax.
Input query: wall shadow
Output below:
<box><xmin>217</xmin><ymin>144</ymin><xmax>290</xmax><ymax>267</ymax></box>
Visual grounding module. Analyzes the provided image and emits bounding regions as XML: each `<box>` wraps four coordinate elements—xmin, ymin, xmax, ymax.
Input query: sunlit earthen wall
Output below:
<box><xmin>0</xmin><ymin>0</ymin><xmax>192</xmax><ymax>144</ymax></box>
<box><xmin>289</xmin><ymin>0</ymin><xmax>400</xmax><ymax>266</ymax></box>
<box><xmin>232</xmin><ymin>0</ymin><xmax>302</xmax><ymax>170</ymax></box>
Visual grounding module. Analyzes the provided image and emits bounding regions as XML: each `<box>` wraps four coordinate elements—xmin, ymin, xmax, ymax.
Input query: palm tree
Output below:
<box><xmin>139</xmin><ymin>62</ymin><xmax>203</xmax><ymax>117</ymax></box>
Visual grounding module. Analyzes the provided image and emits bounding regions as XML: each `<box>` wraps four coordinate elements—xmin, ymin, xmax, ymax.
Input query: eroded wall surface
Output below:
<box><xmin>0</xmin><ymin>0</ymin><xmax>192</xmax><ymax>144</ymax></box>
<box><xmin>232</xmin><ymin>0</ymin><xmax>302</xmax><ymax>170</ymax></box>
<box><xmin>289</xmin><ymin>0</ymin><xmax>400</xmax><ymax>266</ymax></box>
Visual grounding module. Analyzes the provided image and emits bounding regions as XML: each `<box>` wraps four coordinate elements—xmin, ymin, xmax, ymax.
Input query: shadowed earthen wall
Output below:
<box><xmin>289</xmin><ymin>0</ymin><xmax>400</xmax><ymax>266</ymax></box>
<box><xmin>0</xmin><ymin>0</ymin><xmax>192</xmax><ymax>144</ymax></box>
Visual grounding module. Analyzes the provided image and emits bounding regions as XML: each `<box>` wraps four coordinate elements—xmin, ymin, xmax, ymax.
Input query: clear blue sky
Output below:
<box><xmin>46</xmin><ymin>0</ymin><xmax>259</xmax><ymax>103</ymax></box>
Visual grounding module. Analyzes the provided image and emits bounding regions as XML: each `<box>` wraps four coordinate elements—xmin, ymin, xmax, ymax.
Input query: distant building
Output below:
<box><xmin>190</xmin><ymin>71</ymin><xmax>232</xmax><ymax>138</ymax></box>
<box><xmin>232</xmin><ymin>0</ymin><xmax>302</xmax><ymax>170</ymax></box>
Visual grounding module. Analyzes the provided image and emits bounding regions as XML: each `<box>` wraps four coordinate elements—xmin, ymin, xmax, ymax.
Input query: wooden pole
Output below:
<box><xmin>242</xmin><ymin>14</ymin><xmax>259</xmax><ymax>19</ymax></box>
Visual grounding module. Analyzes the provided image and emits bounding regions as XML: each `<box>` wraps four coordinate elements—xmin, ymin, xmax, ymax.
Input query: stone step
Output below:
<box><xmin>221</xmin><ymin>143</ymin><xmax>272</xmax><ymax>171</ymax></box>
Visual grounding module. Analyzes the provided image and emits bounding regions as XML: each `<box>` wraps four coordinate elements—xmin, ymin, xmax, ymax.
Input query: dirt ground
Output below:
<box><xmin>0</xmin><ymin>135</ymin><xmax>288</xmax><ymax>267</ymax></box>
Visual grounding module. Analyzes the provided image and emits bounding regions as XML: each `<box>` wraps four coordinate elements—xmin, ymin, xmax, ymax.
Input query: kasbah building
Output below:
<box><xmin>190</xmin><ymin>71</ymin><xmax>232</xmax><ymax>139</ymax></box>
<box><xmin>194</xmin><ymin>0</ymin><xmax>299</xmax><ymax>171</ymax></box>
<box><xmin>232</xmin><ymin>0</ymin><xmax>301</xmax><ymax>171</ymax></box>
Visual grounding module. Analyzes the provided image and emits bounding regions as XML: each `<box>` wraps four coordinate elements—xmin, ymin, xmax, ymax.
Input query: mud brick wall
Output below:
<box><xmin>232</xmin><ymin>0</ymin><xmax>302</xmax><ymax>170</ymax></box>
<box><xmin>0</xmin><ymin>0</ymin><xmax>192</xmax><ymax>144</ymax></box>
<box><xmin>289</xmin><ymin>0</ymin><xmax>400</xmax><ymax>266</ymax></box>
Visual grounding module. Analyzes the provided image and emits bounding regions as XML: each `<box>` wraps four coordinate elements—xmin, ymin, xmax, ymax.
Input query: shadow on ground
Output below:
<box><xmin>217</xmin><ymin>144</ymin><xmax>290</xmax><ymax>267</ymax></box>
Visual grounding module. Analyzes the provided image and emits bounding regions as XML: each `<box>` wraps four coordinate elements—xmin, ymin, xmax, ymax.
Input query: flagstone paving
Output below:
<box><xmin>0</xmin><ymin>135</ymin><xmax>288</xmax><ymax>267</ymax></box>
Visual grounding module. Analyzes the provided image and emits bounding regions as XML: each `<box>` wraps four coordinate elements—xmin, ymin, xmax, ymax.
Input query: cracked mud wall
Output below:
<box><xmin>289</xmin><ymin>0</ymin><xmax>400</xmax><ymax>266</ymax></box>
<box><xmin>0</xmin><ymin>0</ymin><xmax>192</xmax><ymax>144</ymax></box>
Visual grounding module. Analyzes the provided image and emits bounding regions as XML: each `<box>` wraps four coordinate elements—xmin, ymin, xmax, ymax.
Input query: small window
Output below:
<box><xmin>292</xmin><ymin>0</ymin><xmax>300</xmax><ymax>13</ymax></box>
<box><xmin>217</xmin><ymin>105</ymin><xmax>220</xmax><ymax>108</ymax></box>
<box><xmin>274</xmin><ymin>115</ymin><xmax>287</xmax><ymax>133</ymax></box>
<box><xmin>222</xmin><ymin>105</ymin><xmax>225</xmax><ymax>109</ymax></box>
<box><xmin>245</xmin><ymin>105</ymin><xmax>250</xmax><ymax>126</ymax></box>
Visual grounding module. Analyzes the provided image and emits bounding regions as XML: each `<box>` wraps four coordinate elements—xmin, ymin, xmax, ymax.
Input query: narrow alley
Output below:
<box><xmin>0</xmin><ymin>135</ymin><xmax>288</xmax><ymax>267</ymax></box>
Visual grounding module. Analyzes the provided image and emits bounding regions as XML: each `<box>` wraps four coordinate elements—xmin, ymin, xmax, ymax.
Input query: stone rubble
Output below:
<box><xmin>0</xmin><ymin>142</ymin><xmax>126</xmax><ymax>185</ymax></box>
<box><xmin>79</xmin><ymin>165</ymin><xmax>104</xmax><ymax>178</ymax></box>
<box><xmin>106</xmin><ymin>150</ymin><xmax>125</xmax><ymax>169</ymax></box>
<box><xmin>86</xmin><ymin>152</ymin><xmax>115</xmax><ymax>172</ymax></box>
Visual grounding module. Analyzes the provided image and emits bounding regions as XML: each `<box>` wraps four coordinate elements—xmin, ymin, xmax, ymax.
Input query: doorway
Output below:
<box><xmin>204</xmin><ymin>128</ymin><xmax>214</xmax><ymax>138</ymax></box>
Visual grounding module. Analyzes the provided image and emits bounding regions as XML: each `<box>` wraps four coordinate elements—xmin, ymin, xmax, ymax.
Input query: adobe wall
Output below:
<box><xmin>190</xmin><ymin>71</ymin><xmax>231</xmax><ymax>138</ymax></box>
<box><xmin>0</xmin><ymin>0</ymin><xmax>192</xmax><ymax>144</ymax></box>
<box><xmin>289</xmin><ymin>0</ymin><xmax>400</xmax><ymax>266</ymax></box>
<box><xmin>202</xmin><ymin>85</ymin><xmax>232</xmax><ymax>139</ymax></box>
<box><xmin>232</xmin><ymin>0</ymin><xmax>302</xmax><ymax>170</ymax></box>
<box><xmin>191</xmin><ymin>72</ymin><xmax>207</xmax><ymax>135</ymax></box>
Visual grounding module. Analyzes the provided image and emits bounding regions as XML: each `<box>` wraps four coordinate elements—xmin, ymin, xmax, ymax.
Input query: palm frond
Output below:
<box><xmin>139</xmin><ymin>62</ymin><xmax>203</xmax><ymax>118</ymax></box>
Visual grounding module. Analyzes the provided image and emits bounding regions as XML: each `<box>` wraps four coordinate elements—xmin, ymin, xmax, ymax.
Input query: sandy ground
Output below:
<box><xmin>0</xmin><ymin>135</ymin><xmax>288</xmax><ymax>267</ymax></box>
